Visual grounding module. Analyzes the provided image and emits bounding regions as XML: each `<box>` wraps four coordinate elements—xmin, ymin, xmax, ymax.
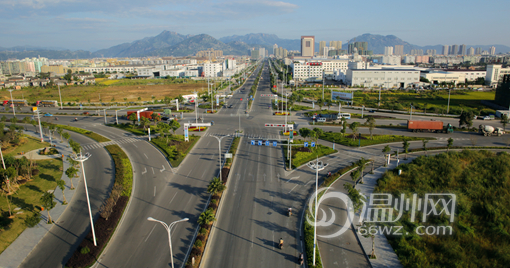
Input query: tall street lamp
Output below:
<box><xmin>58</xmin><ymin>84</ymin><xmax>63</xmax><ymax>110</ymax></box>
<box><xmin>8</xmin><ymin>89</ymin><xmax>15</xmax><ymax>117</ymax></box>
<box><xmin>306</xmin><ymin>158</ymin><xmax>327</xmax><ymax>266</ymax></box>
<box><xmin>212</xmin><ymin>135</ymin><xmax>230</xmax><ymax>180</ymax></box>
<box><xmin>71</xmin><ymin>152</ymin><xmax>97</xmax><ymax>246</ymax></box>
<box><xmin>147</xmin><ymin>217</ymin><xmax>189</xmax><ymax>268</ymax></box>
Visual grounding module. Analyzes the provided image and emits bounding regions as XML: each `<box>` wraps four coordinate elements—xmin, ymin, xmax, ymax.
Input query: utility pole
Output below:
<box><xmin>8</xmin><ymin>89</ymin><xmax>15</xmax><ymax>117</ymax></box>
<box><xmin>58</xmin><ymin>84</ymin><xmax>63</xmax><ymax>110</ymax></box>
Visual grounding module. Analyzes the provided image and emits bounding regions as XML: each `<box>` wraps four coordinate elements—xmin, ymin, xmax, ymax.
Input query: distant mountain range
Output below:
<box><xmin>1</xmin><ymin>31</ymin><xmax>509</xmax><ymax>60</ymax></box>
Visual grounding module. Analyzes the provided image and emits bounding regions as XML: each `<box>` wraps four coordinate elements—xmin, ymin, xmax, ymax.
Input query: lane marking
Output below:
<box><xmin>144</xmin><ymin>153</ymin><xmax>148</xmax><ymax>159</ymax></box>
<box><xmin>142</xmin><ymin>168</ymin><xmax>147</xmax><ymax>175</ymax></box>
<box><xmin>288</xmin><ymin>184</ymin><xmax>299</xmax><ymax>193</ymax></box>
<box><xmin>168</xmin><ymin>192</ymin><xmax>177</xmax><ymax>205</ymax></box>
<box><xmin>144</xmin><ymin>225</ymin><xmax>156</xmax><ymax>242</ymax></box>
<box><xmin>151</xmin><ymin>167</ymin><xmax>155</xmax><ymax>174</ymax></box>
<box><xmin>286</xmin><ymin>176</ymin><xmax>300</xmax><ymax>183</ymax></box>
<box><xmin>133</xmin><ymin>143</ymin><xmax>138</xmax><ymax>148</ymax></box>
<box><xmin>154</xmin><ymin>186</ymin><xmax>156</xmax><ymax>196</ymax></box>
<box><xmin>160</xmin><ymin>165</ymin><xmax>166</xmax><ymax>172</ymax></box>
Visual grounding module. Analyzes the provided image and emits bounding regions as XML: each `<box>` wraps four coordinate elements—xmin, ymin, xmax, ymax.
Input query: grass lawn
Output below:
<box><xmin>0</xmin><ymin>159</ymin><xmax>63</xmax><ymax>253</ymax></box>
<box><xmin>109</xmin><ymin>123</ymin><xmax>148</xmax><ymax>136</ymax></box>
<box><xmin>320</xmin><ymin>132</ymin><xmax>433</xmax><ymax>147</ymax></box>
<box><xmin>151</xmin><ymin>135</ymin><xmax>200</xmax><ymax>167</ymax></box>
<box><xmin>4</xmin><ymin>135</ymin><xmax>51</xmax><ymax>157</ymax></box>
<box><xmin>53</xmin><ymin>124</ymin><xmax>110</xmax><ymax>142</ymax></box>
<box><xmin>290</xmin><ymin>104</ymin><xmax>312</xmax><ymax>111</ymax></box>
<box><xmin>283</xmin><ymin>139</ymin><xmax>337</xmax><ymax>169</ymax></box>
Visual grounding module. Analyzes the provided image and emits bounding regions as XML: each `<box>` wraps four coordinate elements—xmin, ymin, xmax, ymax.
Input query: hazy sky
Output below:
<box><xmin>1</xmin><ymin>0</ymin><xmax>509</xmax><ymax>51</ymax></box>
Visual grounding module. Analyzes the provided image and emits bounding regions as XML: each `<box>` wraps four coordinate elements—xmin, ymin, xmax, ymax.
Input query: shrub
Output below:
<box><xmin>24</xmin><ymin>213</ymin><xmax>41</xmax><ymax>227</ymax></box>
<box><xmin>190</xmin><ymin>247</ymin><xmax>202</xmax><ymax>257</ymax></box>
<box><xmin>196</xmin><ymin>234</ymin><xmax>205</xmax><ymax>242</ymax></box>
<box><xmin>194</xmin><ymin>240</ymin><xmax>203</xmax><ymax>248</ymax></box>
<box><xmin>199</xmin><ymin>228</ymin><xmax>207</xmax><ymax>234</ymax></box>
<box><xmin>80</xmin><ymin>246</ymin><xmax>91</xmax><ymax>254</ymax></box>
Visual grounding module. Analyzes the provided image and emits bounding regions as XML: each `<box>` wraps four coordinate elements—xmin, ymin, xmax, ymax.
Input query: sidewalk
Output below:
<box><xmin>0</xmin><ymin>131</ymin><xmax>77</xmax><ymax>268</ymax></box>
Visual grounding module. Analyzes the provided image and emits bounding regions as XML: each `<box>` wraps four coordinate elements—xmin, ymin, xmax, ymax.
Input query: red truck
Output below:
<box><xmin>126</xmin><ymin>110</ymin><xmax>154</xmax><ymax>119</ymax></box>
<box><xmin>407</xmin><ymin>120</ymin><xmax>453</xmax><ymax>133</ymax></box>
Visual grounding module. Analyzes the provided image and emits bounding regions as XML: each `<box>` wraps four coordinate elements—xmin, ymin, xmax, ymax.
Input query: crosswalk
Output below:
<box><xmin>203</xmin><ymin>132</ymin><xmax>285</xmax><ymax>140</ymax></box>
<box><xmin>82</xmin><ymin>137</ymin><xmax>144</xmax><ymax>151</ymax></box>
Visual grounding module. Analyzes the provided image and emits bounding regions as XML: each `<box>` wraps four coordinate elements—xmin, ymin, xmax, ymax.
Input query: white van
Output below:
<box><xmin>317</xmin><ymin>118</ymin><xmax>327</xmax><ymax>123</ymax></box>
<box><xmin>338</xmin><ymin>113</ymin><xmax>351</xmax><ymax>119</ymax></box>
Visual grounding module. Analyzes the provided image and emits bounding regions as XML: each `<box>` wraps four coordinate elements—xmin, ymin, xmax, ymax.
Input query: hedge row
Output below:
<box><xmin>53</xmin><ymin>124</ymin><xmax>111</xmax><ymax>142</ymax></box>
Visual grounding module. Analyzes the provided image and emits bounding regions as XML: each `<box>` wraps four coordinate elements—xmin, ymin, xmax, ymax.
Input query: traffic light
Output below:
<box><xmin>240</xmin><ymin>98</ymin><xmax>243</xmax><ymax>101</ymax></box>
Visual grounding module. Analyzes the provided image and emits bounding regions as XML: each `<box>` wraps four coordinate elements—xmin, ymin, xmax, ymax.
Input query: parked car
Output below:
<box><xmin>228</xmin><ymin>105</ymin><xmax>233</xmax><ymax>108</ymax></box>
<box><xmin>317</xmin><ymin>118</ymin><xmax>327</xmax><ymax>123</ymax></box>
<box><xmin>83</xmin><ymin>112</ymin><xmax>90</xmax><ymax>115</ymax></box>
<box><xmin>483</xmin><ymin>116</ymin><xmax>491</xmax><ymax>120</ymax></box>
<box><xmin>44</xmin><ymin>113</ymin><xmax>53</xmax><ymax>117</ymax></box>
<box><xmin>369</xmin><ymin>110</ymin><xmax>376</xmax><ymax>113</ymax></box>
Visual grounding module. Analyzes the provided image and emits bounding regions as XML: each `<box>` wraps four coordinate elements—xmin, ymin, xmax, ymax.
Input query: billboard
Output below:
<box><xmin>331</xmin><ymin>91</ymin><xmax>353</xmax><ymax>101</ymax></box>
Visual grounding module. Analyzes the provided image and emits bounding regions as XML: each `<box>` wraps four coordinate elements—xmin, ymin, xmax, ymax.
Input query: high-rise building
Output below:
<box><xmin>476</xmin><ymin>47</ymin><xmax>482</xmax><ymax>55</ymax></box>
<box><xmin>394</xmin><ymin>45</ymin><xmax>404</xmax><ymax>56</ymax></box>
<box><xmin>426</xmin><ymin>49</ymin><xmax>436</xmax><ymax>56</ymax></box>
<box><xmin>384</xmin><ymin>46</ymin><xmax>393</xmax><ymax>56</ymax></box>
<box><xmin>442</xmin><ymin>45</ymin><xmax>449</xmax><ymax>56</ymax></box>
<box><xmin>329</xmin><ymin>41</ymin><xmax>342</xmax><ymax>50</ymax></box>
<box><xmin>451</xmin><ymin>45</ymin><xmax>459</xmax><ymax>56</ymax></box>
<box><xmin>251</xmin><ymin>49</ymin><xmax>259</xmax><ymax>60</ymax></box>
<box><xmin>490</xmin><ymin>46</ymin><xmax>496</xmax><ymax>55</ymax></box>
<box><xmin>259</xmin><ymin>48</ymin><xmax>266</xmax><ymax>58</ymax></box>
<box><xmin>273</xmin><ymin>44</ymin><xmax>278</xmax><ymax>56</ymax></box>
<box><xmin>319</xmin><ymin>41</ymin><xmax>326</xmax><ymax>56</ymax></box>
<box><xmin>301</xmin><ymin>36</ymin><xmax>315</xmax><ymax>57</ymax></box>
<box><xmin>348</xmin><ymin>42</ymin><xmax>369</xmax><ymax>55</ymax></box>
<box><xmin>459</xmin><ymin>44</ymin><xmax>467</xmax><ymax>55</ymax></box>
<box><xmin>468</xmin><ymin>47</ymin><xmax>475</xmax><ymax>56</ymax></box>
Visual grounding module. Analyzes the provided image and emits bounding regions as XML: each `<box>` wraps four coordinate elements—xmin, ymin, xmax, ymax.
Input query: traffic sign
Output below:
<box><xmin>251</xmin><ymin>140</ymin><xmax>255</xmax><ymax>145</ymax></box>
<box><xmin>258</xmin><ymin>141</ymin><xmax>262</xmax><ymax>146</ymax></box>
<box><xmin>265</xmin><ymin>141</ymin><xmax>270</xmax><ymax>146</ymax></box>
<box><xmin>224</xmin><ymin>153</ymin><xmax>232</xmax><ymax>158</ymax></box>
<box><xmin>311</xmin><ymin>142</ymin><xmax>316</xmax><ymax>147</ymax></box>
<box><xmin>304</xmin><ymin>142</ymin><xmax>309</xmax><ymax>147</ymax></box>
<box><xmin>290</xmin><ymin>130</ymin><xmax>294</xmax><ymax>139</ymax></box>
<box><xmin>273</xmin><ymin>141</ymin><xmax>277</xmax><ymax>147</ymax></box>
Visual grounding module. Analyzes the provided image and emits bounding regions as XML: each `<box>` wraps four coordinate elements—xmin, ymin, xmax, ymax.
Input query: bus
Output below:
<box><xmin>339</xmin><ymin>113</ymin><xmax>351</xmax><ymax>119</ymax></box>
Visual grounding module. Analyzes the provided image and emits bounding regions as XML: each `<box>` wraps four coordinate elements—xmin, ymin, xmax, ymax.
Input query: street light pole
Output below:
<box><xmin>212</xmin><ymin>135</ymin><xmax>229</xmax><ymax>179</ymax></box>
<box><xmin>410</xmin><ymin>105</ymin><xmax>414</xmax><ymax>120</ymax></box>
<box><xmin>447</xmin><ymin>87</ymin><xmax>451</xmax><ymax>114</ymax></box>
<box><xmin>306</xmin><ymin>157</ymin><xmax>326</xmax><ymax>266</ymax></box>
<box><xmin>8</xmin><ymin>89</ymin><xmax>15</xmax><ymax>117</ymax></box>
<box><xmin>103</xmin><ymin>109</ymin><xmax>107</xmax><ymax>124</ymax></box>
<box><xmin>71</xmin><ymin>152</ymin><xmax>96</xmax><ymax>246</ymax></box>
<box><xmin>58</xmin><ymin>84</ymin><xmax>63</xmax><ymax>110</ymax></box>
<box><xmin>147</xmin><ymin>217</ymin><xmax>189</xmax><ymax>268</ymax></box>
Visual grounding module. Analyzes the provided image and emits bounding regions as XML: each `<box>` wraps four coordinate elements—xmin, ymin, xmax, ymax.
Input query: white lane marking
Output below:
<box><xmin>305</xmin><ymin>180</ymin><xmax>315</xmax><ymax>186</ymax></box>
<box><xmin>142</xmin><ymin>168</ymin><xmax>147</xmax><ymax>175</ymax></box>
<box><xmin>154</xmin><ymin>186</ymin><xmax>156</xmax><ymax>196</ymax></box>
<box><xmin>133</xmin><ymin>143</ymin><xmax>138</xmax><ymax>148</ymax></box>
<box><xmin>286</xmin><ymin>176</ymin><xmax>299</xmax><ymax>183</ymax></box>
<box><xmin>272</xmin><ymin>231</ymin><xmax>275</xmax><ymax>250</ymax></box>
<box><xmin>151</xmin><ymin>167</ymin><xmax>155</xmax><ymax>174</ymax></box>
<box><xmin>289</xmin><ymin>184</ymin><xmax>299</xmax><ymax>193</ymax></box>
<box><xmin>144</xmin><ymin>225</ymin><xmax>156</xmax><ymax>242</ymax></box>
<box><xmin>251</xmin><ymin>230</ymin><xmax>254</xmax><ymax>248</ymax></box>
<box><xmin>168</xmin><ymin>192</ymin><xmax>177</xmax><ymax>205</ymax></box>
<box><xmin>144</xmin><ymin>153</ymin><xmax>148</xmax><ymax>159</ymax></box>
<box><xmin>160</xmin><ymin>165</ymin><xmax>166</xmax><ymax>172</ymax></box>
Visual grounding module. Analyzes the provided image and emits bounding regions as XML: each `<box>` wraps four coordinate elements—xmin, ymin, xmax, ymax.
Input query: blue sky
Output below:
<box><xmin>1</xmin><ymin>0</ymin><xmax>509</xmax><ymax>51</ymax></box>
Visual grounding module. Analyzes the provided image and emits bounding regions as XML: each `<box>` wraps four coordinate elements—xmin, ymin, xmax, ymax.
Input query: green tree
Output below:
<box><xmin>366</xmin><ymin>117</ymin><xmax>376</xmax><ymax>140</ymax></box>
<box><xmin>299</xmin><ymin>128</ymin><xmax>311</xmax><ymax>141</ymax></box>
<box><xmin>152</xmin><ymin>113</ymin><xmax>161</xmax><ymax>122</ymax></box>
<box><xmin>56</xmin><ymin>126</ymin><xmax>63</xmax><ymax>142</ymax></box>
<box><xmin>382</xmin><ymin>145</ymin><xmax>391</xmax><ymax>166</ymax></box>
<box><xmin>198</xmin><ymin>208</ymin><xmax>216</xmax><ymax>226</ymax></box>
<box><xmin>501</xmin><ymin>114</ymin><xmax>509</xmax><ymax>131</ymax></box>
<box><xmin>62</xmin><ymin>132</ymin><xmax>71</xmax><ymax>146</ymax></box>
<box><xmin>402</xmin><ymin>139</ymin><xmax>410</xmax><ymax>160</ymax></box>
<box><xmin>459</xmin><ymin>111</ymin><xmax>474</xmax><ymax>128</ymax></box>
<box><xmin>10</xmin><ymin>117</ymin><xmax>17</xmax><ymax>124</ymax></box>
<box><xmin>349</xmin><ymin>122</ymin><xmax>360</xmax><ymax>140</ymax></box>
<box><xmin>40</xmin><ymin>192</ymin><xmax>56</xmax><ymax>224</ymax></box>
<box><xmin>207</xmin><ymin>177</ymin><xmax>226</xmax><ymax>195</ymax></box>
<box><xmin>356</xmin><ymin>157</ymin><xmax>369</xmax><ymax>183</ymax></box>
<box><xmin>312</xmin><ymin>127</ymin><xmax>324</xmax><ymax>141</ymax></box>
<box><xmin>317</xmin><ymin>98</ymin><xmax>324</xmax><ymax>111</ymax></box>
<box><xmin>140</xmin><ymin>117</ymin><xmax>150</xmax><ymax>130</ymax></box>
<box><xmin>177</xmin><ymin>95</ymin><xmax>185</xmax><ymax>104</ymax></box>
<box><xmin>360</xmin><ymin>221</ymin><xmax>377</xmax><ymax>259</ymax></box>
<box><xmin>343</xmin><ymin>183</ymin><xmax>366</xmax><ymax>212</ymax></box>
<box><xmin>341</xmin><ymin>118</ymin><xmax>347</xmax><ymax>135</ymax></box>
<box><xmin>422</xmin><ymin>140</ymin><xmax>429</xmax><ymax>155</ymax></box>
<box><xmin>350</xmin><ymin>169</ymin><xmax>361</xmax><ymax>184</ymax></box>
<box><xmin>65</xmin><ymin>166</ymin><xmax>78</xmax><ymax>189</ymax></box>
<box><xmin>128</xmin><ymin>113</ymin><xmax>137</xmax><ymax>125</ymax></box>
<box><xmin>31</xmin><ymin>119</ymin><xmax>38</xmax><ymax>132</ymax></box>
<box><xmin>326</xmin><ymin>100</ymin><xmax>332</xmax><ymax>110</ymax></box>
<box><xmin>447</xmin><ymin>137</ymin><xmax>454</xmax><ymax>152</ymax></box>
<box><xmin>56</xmin><ymin>179</ymin><xmax>67</xmax><ymax>205</ymax></box>
<box><xmin>68</xmin><ymin>139</ymin><xmax>81</xmax><ymax>154</ymax></box>
<box><xmin>156</xmin><ymin>122</ymin><xmax>171</xmax><ymax>142</ymax></box>
<box><xmin>168</xmin><ymin>119</ymin><xmax>181</xmax><ymax>135</ymax></box>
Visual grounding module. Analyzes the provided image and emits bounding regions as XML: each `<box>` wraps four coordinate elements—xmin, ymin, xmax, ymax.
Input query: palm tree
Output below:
<box><xmin>128</xmin><ymin>113</ymin><xmax>137</xmax><ymax>125</ymax></box>
<box><xmin>349</xmin><ymin>122</ymin><xmax>360</xmax><ymax>141</ymax></box>
<box><xmin>31</xmin><ymin>120</ymin><xmax>37</xmax><ymax>133</ymax></box>
<box><xmin>360</xmin><ymin>221</ymin><xmax>377</xmax><ymax>259</ymax></box>
<box><xmin>65</xmin><ymin>166</ymin><xmax>78</xmax><ymax>190</ymax></box>
<box><xmin>350</xmin><ymin>169</ymin><xmax>361</xmax><ymax>185</ymax></box>
<box><xmin>57</xmin><ymin>179</ymin><xmax>67</xmax><ymax>205</ymax></box>
<box><xmin>366</xmin><ymin>117</ymin><xmax>376</xmax><ymax>140</ymax></box>
<box><xmin>198</xmin><ymin>208</ymin><xmax>216</xmax><ymax>226</ymax></box>
<box><xmin>402</xmin><ymin>140</ymin><xmax>410</xmax><ymax>160</ymax></box>
<box><xmin>169</xmin><ymin>120</ymin><xmax>180</xmax><ymax>135</ymax></box>
<box><xmin>40</xmin><ymin>192</ymin><xmax>56</xmax><ymax>224</ymax></box>
<box><xmin>447</xmin><ymin>137</ymin><xmax>454</xmax><ymax>152</ymax></box>
<box><xmin>422</xmin><ymin>140</ymin><xmax>429</xmax><ymax>156</ymax></box>
<box><xmin>356</xmin><ymin>157</ymin><xmax>369</xmax><ymax>183</ymax></box>
<box><xmin>317</xmin><ymin>98</ymin><xmax>324</xmax><ymax>111</ymax></box>
<box><xmin>56</xmin><ymin>127</ymin><xmax>63</xmax><ymax>142</ymax></box>
<box><xmin>207</xmin><ymin>177</ymin><xmax>226</xmax><ymax>195</ymax></box>
<box><xmin>62</xmin><ymin>132</ymin><xmax>71</xmax><ymax>147</ymax></box>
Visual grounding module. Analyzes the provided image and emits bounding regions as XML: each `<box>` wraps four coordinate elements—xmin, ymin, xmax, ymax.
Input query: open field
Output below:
<box><xmin>1</xmin><ymin>78</ymin><xmax>217</xmax><ymax>104</ymax></box>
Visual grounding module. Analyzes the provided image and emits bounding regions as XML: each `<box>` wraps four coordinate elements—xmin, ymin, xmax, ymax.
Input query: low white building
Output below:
<box><xmin>486</xmin><ymin>64</ymin><xmax>510</xmax><ymax>87</ymax></box>
<box><xmin>84</xmin><ymin>65</ymin><xmax>137</xmax><ymax>73</ymax></box>
<box><xmin>291</xmin><ymin>59</ymin><xmax>348</xmax><ymax>81</ymax></box>
<box><xmin>382</xmin><ymin>55</ymin><xmax>402</xmax><ymax>65</ymax></box>
<box><xmin>203</xmin><ymin>62</ymin><xmax>223</xmax><ymax>77</ymax></box>
<box><xmin>422</xmin><ymin>70</ymin><xmax>486</xmax><ymax>85</ymax></box>
<box><xmin>346</xmin><ymin>69</ymin><xmax>420</xmax><ymax>88</ymax></box>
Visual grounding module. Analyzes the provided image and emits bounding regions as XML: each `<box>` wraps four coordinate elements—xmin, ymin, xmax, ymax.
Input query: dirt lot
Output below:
<box><xmin>4</xmin><ymin>80</ymin><xmax>210</xmax><ymax>103</ymax></box>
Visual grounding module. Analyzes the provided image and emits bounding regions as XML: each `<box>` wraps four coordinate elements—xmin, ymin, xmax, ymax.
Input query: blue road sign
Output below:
<box><xmin>258</xmin><ymin>141</ymin><xmax>262</xmax><ymax>146</ymax></box>
<box><xmin>304</xmin><ymin>142</ymin><xmax>308</xmax><ymax>147</ymax></box>
<box><xmin>273</xmin><ymin>141</ymin><xmax>277</xmax><ymax>147</ymax></box>
<box><xmin>250</xmin><ymin>95</ymin><xmax>253</xmax><ymax>99</ymax></box>
<box><xmin>265</xmin><ymin>141</ymin><xmax>270</xmax><ymax>146</ymax></box>
<box><xmin>251</xmin><ymin>140</ymin><xmax>255</xmax><ymax>145</ymax></box>
<box><xmin>311</xmin><ymin>142</ymin><xmax>316</xmax><ymax>147</ymax></box>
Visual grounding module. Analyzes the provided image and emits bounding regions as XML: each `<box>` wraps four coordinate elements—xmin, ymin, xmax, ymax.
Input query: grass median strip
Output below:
<box><xmin>150</xmin><ymin>134</ymin><xmax>200</xmax><ymax>167</ymax></box>
<box><xmin>66</xmin><ymin>144</ymin><xmax>133</xmax><ymax>268</ymax></box>
<box><xmin>320</xmin><ymin>132</ymin><xmax>432</xmax><ymax>147</ymax></box>
<box><xmin>52</xmin><ymin>124</ymin><xmax>111</xmax><ymax>142</ymax></box>
<box><xmin>283</xmin><ymin>139</ymin><xmax>337</xmax><ymax>169</ymax></box>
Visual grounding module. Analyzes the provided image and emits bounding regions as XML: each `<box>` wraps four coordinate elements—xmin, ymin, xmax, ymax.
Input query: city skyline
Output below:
<box><xmin>1</xmin><ymin>0</ymin><xmax>509</xmax><ymax>51</ymax></box>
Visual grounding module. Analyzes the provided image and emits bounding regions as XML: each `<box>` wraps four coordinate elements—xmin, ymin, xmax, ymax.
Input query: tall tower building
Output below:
<box><xmin>476</xmin><ymin>47</ymin><xmax>482</xmax><ymax>55</ymax></box>
<box><xmin>468</xmin><ymin>47</ymin><xmax>475</xmax><ymax>56</ymax></box>
<box><xmin>273</xmin><ymin>44</ymin><xmax>278</xmax><ymax>56</ymax></box>
<box><xmin>459</xmin><ymin>44</ymin><xmax>466</xmax><ymax>55</ymax></box>
<box><xmin>442</xmin><ymin>45</ymin><xmax>449</xmax><ymax>56</ymax></box>
<box><xmin>384</xmin><ymin>46</ymin><xmax>394</xmax><ymax>56</ymax></box>
<box><xmin>490</xmin><ymin>46</ymin><xmax>496</xmax><ymax>55</ymax></box>
<box><xmin>319</xmin><ymin>41</ymin><xmax>326</xmax><ymax>56</ymax></box>
<box><xmin>451</xmin><ymin>44</ymin><xmax>459</xmax><ymax>56</ymax></box>
<box><xmin>301</xmin><ymin>36</ymin><xmax>315</xmax><ymax>57</ymax></box>
<box><xmin>329</xmin><ymin>41</ymin><xmax>342</xmax><ymax>50</ymax></box>
<box><xmin>394</xmin><ymin>45</ymin><xmax>404</xmax><ymax>56</ymax></box>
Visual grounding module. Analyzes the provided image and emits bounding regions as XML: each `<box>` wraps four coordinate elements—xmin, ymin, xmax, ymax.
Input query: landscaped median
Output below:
<box><xmin>184</xmin><ymin>137</ymin><xmax>240</xmax><ymax>268</ymax></box>
<box><xmin>151</xmin><ymin>134</ymin><xmax>200</xmax><ymax>167</ymax></box>
<box><xmin>52</xmin><ymin>124</ymin><xmax>111</xmax><ymax>142</ymax></box>
<box><xmin>320</xmin><ymin>132</ymin><xmax>433</xmax><ymax>147</ymax></box>
<box><xmin>66</xmin><ymin>144</ymin><xmax>133</xmax><ymax>268</ymax></box>
<box><xmin>283</xmin><ymin>139</ymin><xmax>337</xmax><ymax>169</ymax></box>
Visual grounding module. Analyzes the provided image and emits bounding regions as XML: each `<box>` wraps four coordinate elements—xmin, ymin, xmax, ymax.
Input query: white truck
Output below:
<box><xmin>479</xmin><ymin>125</ymin><xmax>505</xmax><ymax>136</ymax></box>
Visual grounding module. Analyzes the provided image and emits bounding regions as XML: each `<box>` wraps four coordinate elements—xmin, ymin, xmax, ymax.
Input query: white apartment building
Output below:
<box><xmin>420</xmin><ymin>70</ymin><xmax>486</xmax><ymax>85</ymax></box>
<box><xmin>203</xmin><ymin>62</ymin><xmax>223</xmax><ymax>77</ymax></box>
<box><xmin>486</xmin><ymin>64</ymin><xmax>510</xmax><ymax>87</ymax></box>
<box><xmin>291</xmin><ymin>59</ymin><xmax>349</xmax><ymax>81</ymax></box>
<box><xmin>346</xmin><ymin>69</ymin><xmax>420</xmax><ymax>88</ymax></box>
<box><xmin>384</xmin><ymin>46</ymin><xmax>393</xmax><ymax>56</ymax></box>
<box><xmin>84</xmin><ymin>66</ymin><xmax>137</xmax><ymax>73</ymax></box>
<box><xmin>382</xmin><ymin>55</ymin><xmax>402</xmax><ymax>65</ymax></box>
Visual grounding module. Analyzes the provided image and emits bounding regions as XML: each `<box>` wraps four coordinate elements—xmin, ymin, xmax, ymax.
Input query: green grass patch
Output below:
<box><xmin>225</xmin><ymin>137</ymin><xmax>240</xmax><ymax>167</ymax></box>
<box><xmin>320</xmin><ymin>132</ymin><xmax>432</xmax><ymax>147</ymax></box>
<box><xmin>104</xmin><ymin>145</ymin><xmax>133</xmax><ymax>197</ymax></box>
<box><xmin>375</xmin><ymin>150</ymin><xmax>510</xmax><ymax>268</ymax></box>
<box><xmin>290</xmin><ymin>104</ymin><xmax>311</xmax><ymax>111</ymax></box>
<box><xmin>52</xmin><ymin>124</ymin><xmax>110</xmax><ymax>142</ymax></box>
<box><xmin>150</xmin><ymin>135</ymin><xmax>200</xmax><ymax>167</ymax></box>
<box><xmin>283</xmin><ymin>139</ymin><xmax>337</xmax><ymax>169</ymax></box>
<box><xmin>0</xmin><ymin>159</ymin><xmax>63</xmax><ymax>253</ymax></box>
<box><xmin>108</xmin><ymin>123</ymin><xmax>147</xmax><ymax>136</ymax></box>
<box><xmin>4</xmin><ymin>135</ymin><xmax>51</xmax><ymax>157</ymax></box>
<box><xmin>303</xmin><ymin>215</ymin><xmax>323</xmax><ymax>268</ymax></box>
